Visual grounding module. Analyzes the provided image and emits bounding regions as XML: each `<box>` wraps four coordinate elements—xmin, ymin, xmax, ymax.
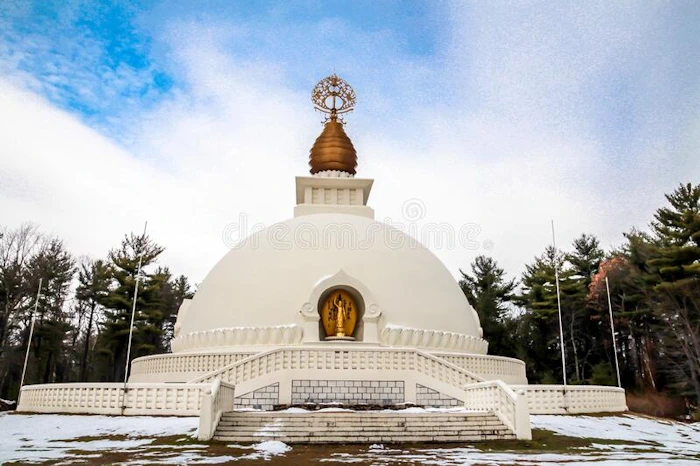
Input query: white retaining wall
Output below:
<box><xmin>235</xmin><ymin>382</ymin><xmax>280</xmax><ymax>410</ymax></box>
<box><xmin>512</xmin><ymin>384</ymin><xmax>627</xmax><ymax>414</ymax></box>
<box><xmin>291</xmin><ymin>380</ymin><xmax>405</xmax><ymax>406</ymax></box>
<box><xmin>17</xmin><ymin>382</ymin><xmax>209</xmax><ymax>416</ymax></box>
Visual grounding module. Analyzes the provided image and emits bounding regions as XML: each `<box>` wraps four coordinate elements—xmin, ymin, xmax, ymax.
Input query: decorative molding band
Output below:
<box><xmin>380</xmin><ymin>325</ymin><xmax>489</xmax><ymax>355</ymax></box>
<box><xmin>313</xmin><ymin>170</ymin><xmax>354</xmax><ymax>178</ymax></box>
<box><xmin>171</xmin><ymin>325</ymin><xmax>303</xmax><ymax>352</ymax></box>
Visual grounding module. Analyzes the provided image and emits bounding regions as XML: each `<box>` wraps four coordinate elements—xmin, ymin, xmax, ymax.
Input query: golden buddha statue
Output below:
<box><xmin>321</xmin><ymin>290</ymin><xmax>357</xmax><ymax>340</ymax></box>
<box><xmin>333</xmin><ymin>294</ymin><xmax>348</xmax><ymax>337</ymax></box>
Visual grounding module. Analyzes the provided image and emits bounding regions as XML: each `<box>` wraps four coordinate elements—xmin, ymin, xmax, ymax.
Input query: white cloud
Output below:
<box><xmin>1</xmin><ymin>4</ymin><xmax>699</xmax><ymax>286</ymax></box>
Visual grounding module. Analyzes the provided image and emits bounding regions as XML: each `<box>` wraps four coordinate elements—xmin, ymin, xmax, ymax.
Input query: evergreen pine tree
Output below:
<box><xmin>565</xmin><ymin>234</ymin><xmax>605</xmax><ymax>382</ymax></box>
<box><xmin>22</xmin><ymin>238</ymin><xmax>75</xmax><ymax>385</ymax></box>
<box><xmin>516</xmin><ymin>246</ymin><xmax>565</xmax><ymax>383</ymax></box>
<box><xmin>75</xmin><ymin>259</ymin><xmax>110</xmax><ymax>381</ymax></box>
<box><xmin>647</xmin><ymin>183</ymin><xmax>700</xmax><ymax>402</ymax></box>
<box><xmin>160</xmin><ymin>274</ymin><xmax>194</xmax><ymax>351</ymax></box>
<box><xmin>588</xmin><ymin>251</ymin><xmax>659</xmax><ymax>391</ymax></box>
<box><xmin>95</xmin><ymin>233</ymin><xmax>164</xmax><ymax>382</ymax></box>
<box><xmin>459</xmin><ymin>256</ymin><xmax>517</xmax><ymax>357</ymax></box>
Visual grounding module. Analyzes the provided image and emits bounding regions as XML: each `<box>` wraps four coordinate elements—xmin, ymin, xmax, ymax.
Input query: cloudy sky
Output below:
<box><xmin>1</xmin><ymin>1</ymin><xmax>699</xmax><ymax>284</ymax></box>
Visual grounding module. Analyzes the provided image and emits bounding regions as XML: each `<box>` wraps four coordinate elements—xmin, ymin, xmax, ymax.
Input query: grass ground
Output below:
<box><xmin>1</xmin><ymin>413</ymin><xmax>698</xmax><ymax>465</ymax></box>
<box><xmin>1</xmin><ymin>430</ymin><xmax>648</xmax><ymax>466</ymax></box>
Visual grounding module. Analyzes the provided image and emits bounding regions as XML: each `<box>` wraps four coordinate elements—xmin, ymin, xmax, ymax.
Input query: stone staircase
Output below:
<box><xmin>213</xmin><ymin>410</ymin><xmax>516</xmax><ymax>443</ymax></box>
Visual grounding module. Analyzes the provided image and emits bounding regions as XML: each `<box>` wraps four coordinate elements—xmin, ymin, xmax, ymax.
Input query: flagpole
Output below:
<box><xmin>19</xmin><ymin>278</ymin><xmax>43</xmax><ymax>404</ymax></box>
<box><xmin>551</xmin><ymin>220</ymin><xmax>567</xmax><ymax>387</ymax></box>
<box><xmin>121</xmin><ymin>222</ymin><xmax>147</xmax><ymax>412</ymax></box>
<box><xmin>605</xmin><ymin>276</ymin><xmax>622</xmax><ymax>388</ymax></box>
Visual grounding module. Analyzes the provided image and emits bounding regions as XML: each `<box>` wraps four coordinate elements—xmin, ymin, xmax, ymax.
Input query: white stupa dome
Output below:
<box><xmin>174</xmin><ymin>213</ymin><xmax>485</xmax><ymax>352</ymax></box>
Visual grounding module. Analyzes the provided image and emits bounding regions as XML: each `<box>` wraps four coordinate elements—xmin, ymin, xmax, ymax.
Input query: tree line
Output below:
<box><xmin>460</xmin><ymin>182</ymin><xmax>700</xmax><ymax>411</ymax></box>
<box><xmin>0</xmin><ymin>229</ymin><xmax>192</xmax><ymax>401</ymax></box>
<box><xmin>1</xmin><ymin>183</ymin><xmax>697</xmax><ymax>412</ymax></box>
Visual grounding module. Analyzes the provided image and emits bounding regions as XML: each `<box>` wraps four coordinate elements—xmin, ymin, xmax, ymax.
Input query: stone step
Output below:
<box><xmin>221</xmin><ymin>411</ymin><xmax>492</xmax><ymax>418</ymax></box>
<box><xmin>217</xmin><ymin>425</ymin><xmax>506</xmax><ymax>434</ymax></box>
<box><xmin>216</xmin><ymin>430</ymin><xmax>512</xmax><ymax>439</ymax></box>
<box><xmin>213</xmin><ymin>410</ymin><xmax>514</xmax><ymax>443</ymax></box>
<box><xmin>217</xmin><ymin>422</ymin><xmax>506</xmax><ymax>431</ymax></box>
<box><xmin>221</xmin><ymin>416</ymin><xmax>495</xmax><ymax>423</ymax></box>
<box><xmin>216</xmin><ymin>426</ymin><xmax>508</xmax><ymax>436</ymax></box>
<box><xmin>219</xmin><ymin>418</ymin><xmax>501</xmax><ymax>427</ymax></box>
<box><xmin>213</xmin><ymin>434</ymin><xmax>516</xmax><ymax>443</ymax></box>
<box><xmin>219</xmin><ymin>429</ymin><xmax>513</xmax><ymax>436</ymax></box>
<box><xmin>217</xmin><ymin>422</ymin><xmax>509</xmax><ymax>430</ymax></box>
<box><xmin>219</xmin><ymin>416</ymin><xmax>497</xmax><ymax>424</ymax></box>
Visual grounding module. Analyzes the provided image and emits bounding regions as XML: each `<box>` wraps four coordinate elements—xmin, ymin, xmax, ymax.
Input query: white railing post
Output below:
<box><xmin>463</xmin><ymin>380</ymin><xmax>531</xmax><ymax>440</ymax></box>
<box><xmin>512</xmin><ymin>386</ymin><xmax>531</xmax><ymax>440</ymax></box>
<box><xmin>198</xmin><ymin>380</ymin><xmax>216</xmax><ymax>441</ymax></box>
<box><xmin>198</xmin><ymin>377</ymin><xmax>235</xmax><ymax>441</ymax></box>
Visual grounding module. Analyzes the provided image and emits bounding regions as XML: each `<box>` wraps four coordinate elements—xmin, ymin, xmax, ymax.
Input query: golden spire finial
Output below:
<box><xmin>309</xmin><ymin>74</ymin><xmax>358</xmax><ymax>175</ymax></box>
<box><xmin>311</xmin><ymin>74</ymin><xmax>356</xmax><ymax>123</ymax></box>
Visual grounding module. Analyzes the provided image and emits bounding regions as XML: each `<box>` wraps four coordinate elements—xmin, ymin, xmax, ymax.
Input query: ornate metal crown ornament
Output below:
<box><xmin>311</xmin><ymin>74</ymin><xmax>356</xmax><ymax>123</ymax></box>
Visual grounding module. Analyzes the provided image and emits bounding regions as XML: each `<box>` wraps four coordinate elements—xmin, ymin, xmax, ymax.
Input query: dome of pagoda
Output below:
<box><xmin>174</xmin><ymin>213</ymin><xmax>484</xmax><ymax>351</ymax></box>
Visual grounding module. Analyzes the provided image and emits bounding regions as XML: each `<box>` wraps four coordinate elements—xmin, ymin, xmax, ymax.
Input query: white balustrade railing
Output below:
<box><xmin>130</xmin><ymin>349</ymin><xmax>529</xmax><ymax>385</ymax></box>
<box><xmin>198</xmin><ymin>378</ymin><xmax>236</xmax><ymax>441</ymax></box>
<box><xmin>189</xmin><ymin>347</ymin><xmax>484</xmax><ymax>389</ymax></box>
<box><xmin>17</xmin><ymin>382</ymin><xmax>209</xmax><ymax>415</ymax></box>
<box><xmin>129</xmin><ymin>352</ymin><xmax>255</xmax><ymax>381</ymax></box>
<box><xmin>511</xmin><ymin>384</ymin><xmax>627</xmax><ymax>414</ymax></box>
<box><xmin>464</xmin><ymin>380</ymin><xmax>531</xmax><ymax>440</ymax></box>
<box><xmin>435</xmin><ymin>353</ymin><xmax>528</xmax><ymax>384</ymax></box>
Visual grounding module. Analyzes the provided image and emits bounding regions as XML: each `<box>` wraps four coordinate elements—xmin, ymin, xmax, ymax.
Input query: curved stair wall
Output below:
<box><xmin>129</xmin><ymin>352</ymin><xmax>255</xmax><ymax>383</ymax></box>
<box><xmin>435</xmin><ymin>352</ymin><xmax>527</xmax><ymax>385</ymax></box>
<box><xmin>186</xmin><ymin>345</ymin><xmax>532</xmax><ymax>439</ymax></box>
<box><xmin>129</xmin><ymin>348</ymin><xmax>528</xmax><ymax>384</ymax></box>
<box><xmin>188</xmin><ymin>346</ymin><xmax>485</xmax><ymax>405</ymax></box>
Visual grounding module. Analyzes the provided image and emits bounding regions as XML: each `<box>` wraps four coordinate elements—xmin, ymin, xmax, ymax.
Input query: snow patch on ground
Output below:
<box><xmin>223</xmin><ymin>440</ymin><xmax>291</xmax><ymax>460</ymax></box>
<box><xmin>532</xmin><ymin>414</ymin><xmax>700</xmax><ymax>457</ymax></box>
<box><xmin>1</xmin><ymin>412</ymin><xmax>698</xmax><ymax>465</ymax></box>
<box><xmin>0</xmin><ymin>412</ymin><xmax>197</xmax><ymax>464</ymax></box>
<box><xmin>273</xmin><ymin>406</ymin><xmax>479</xmax><ymax>414</ymax></box>
<box><xmin>0</xmin><ymin>412</ymin><xmax>197</xmax><ymax>440</ymax></box>
<box><xmin>254</xmin><ymin>440</ymin><xmax>291</xmax><ymax>455</ymax></box>
<box><xmin>278</xmin><ymin>407</ymin><xmax>309</xmax><ymax>413</ymax></box>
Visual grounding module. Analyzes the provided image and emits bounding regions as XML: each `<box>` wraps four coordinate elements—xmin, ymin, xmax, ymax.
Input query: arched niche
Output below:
<box><xmin>317</xmin><ymin>285</ymin><xmax>366</xmax><ymax>340</ymax></box>
<box><xmin>298</xmin><ymin>269</ymin><xmax>382</xmax><ymax>344</ymax></box>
